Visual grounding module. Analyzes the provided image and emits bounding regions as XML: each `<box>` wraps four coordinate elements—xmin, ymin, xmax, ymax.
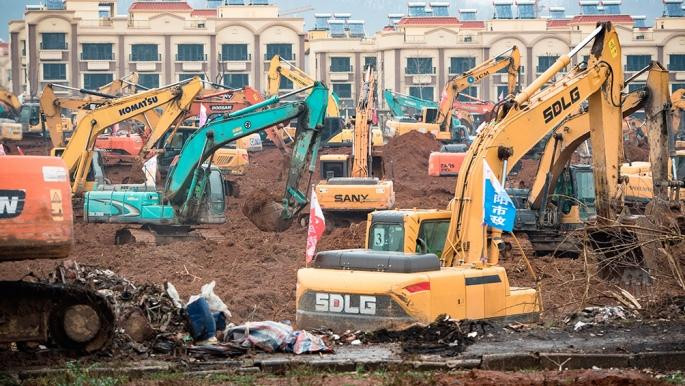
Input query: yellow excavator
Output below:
<box><xmin>46</xmin><ymin>77</ymin><xmax>203</xmax><ymax>193</ymax></box>
<box><xmin>385</xmin><ymin>46</ymin><xmax>520</xmax><ymax>142</ymax></box>
<box><xmin>296</xmin><ymin>22</ymin><xmax>629</xmax><ymax>331</ymax></box>
<box><xmin>0</xmin><ymin>87</ymin><xmax>23</xmax><ymax>140</ymax></box>
<box><xmin>311</xmin><ymin>68</ymin><xmax>395</xmax><ymax>228</ymax></box>
<box><xmin>267</xmin><ymin>55</ymin><xmax>383</xmax><ymax>147</ymax></box>
<box><xmin>346</xmin><ymin>62</ymin><xmax>673</xmax><ymax>260</ymax></box>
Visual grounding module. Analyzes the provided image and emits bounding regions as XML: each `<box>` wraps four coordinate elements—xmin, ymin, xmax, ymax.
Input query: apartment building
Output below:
<box><xmin>0</xmin><ymin>42</ymin><xmax>10</xmax><ymax>90</ymax></box>
<box><xmin>9</xmin><ymin>0</ymin><xmax>305</xmax><ymax>97</ymax></box>
<box><xmin>307</xmin><ymin>0</ymin><xmax>685</xmax><ymax>110</ymax></box>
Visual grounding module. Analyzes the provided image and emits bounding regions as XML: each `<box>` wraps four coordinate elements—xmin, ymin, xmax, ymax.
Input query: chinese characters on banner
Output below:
<box><xmin>305</xmin><ymin>189</ymin><xmax>326</xmax><ymax>265</ymax></box>
<box><xmin>483</xmin><ymin>159</ymin><xmax>517</xmax><ymax>232</ymax></box>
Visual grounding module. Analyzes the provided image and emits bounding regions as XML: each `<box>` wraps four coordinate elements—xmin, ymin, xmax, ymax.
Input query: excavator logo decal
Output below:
<box><xmin>118</xmin><ymin>96</ymin><xmax>159</xmax><ymax>116</ymax></box>
<box><xmin>334</xmin><ymin>194</ymin><xmax>369</xmax><ymax>202</ymax></box>
<box><xmin>315</xmin><ymin>293</ymin><xmax>376</xmax><ymax>315</ymax></box>
<box><xmin>90</xmin><ymin>199</ymin><xmax>141</xmax><ymax>218</ymax></box>
<box><xmin>543</xmin><ymin>87</ymin><xmax>581</xmax><ymax>124</ymax></box>
<box><xmin>468</xmin><ymin>71</ymin><xmax>489</xmax><ymax>84</ymax></box>
<box><xmin>0</xmin><ymin>190</ymin><xmax>25</xmax><ymax>218</ymax></box>
<box><xmin>210</xmin><ymin>105</ymin><xmax>233</xmax><ymax>112</ymax></box>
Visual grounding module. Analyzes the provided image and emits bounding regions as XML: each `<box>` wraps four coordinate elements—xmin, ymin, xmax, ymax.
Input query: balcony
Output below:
<box><xmin>80</xmin><ymin>18</ymin><xmax>113</xmax><ymax>28</ymax></box>
<box><xmin>175</xmin><ymin>54</ymin><xmax>208</xmax><ymax>62</ymax></box>
<box><xmin>129</xmin><ymin>53</ymin><xmax>162</xmax><ymax>62</ymax></box>
<box><xmin>405</xmin><ymin>67</ymin><xmax>436</xmax><ymax>75</ymax></box>
<box><xmin>219</xmin><ymin>53</ymin><xmax>252</xmax><ymax>71</ymax></box>
<box><xmin>80</xmin><ymin>53</ymin><xmax>115</xmax><ymax>61</ymax></box>
<box><xmin>329</xmin><ymin>64</ymin><xmax>353</xmax><ymax>73</ymax></box>
<box><xmin>264</xmin><ymin>53</ymin><xmax>295</xmax><ymax>61</ymax></box>
<box><xmin>40</xmin><ymin>42</ymin><xmax>68</xmax><ymax>50</ymax></box>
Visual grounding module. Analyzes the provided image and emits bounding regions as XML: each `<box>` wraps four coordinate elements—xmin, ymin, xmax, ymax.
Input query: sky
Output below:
<box><xmin>0</xmin><ymin>0</ymin><xmax>667</xmax><ymax>41</ymax></box>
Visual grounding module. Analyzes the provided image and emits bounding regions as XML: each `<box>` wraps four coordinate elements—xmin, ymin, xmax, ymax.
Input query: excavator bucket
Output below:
<box><xmin>242</xmin><ymin>192</ymin><xmax>293</xmax><ymax>232</ymax></box>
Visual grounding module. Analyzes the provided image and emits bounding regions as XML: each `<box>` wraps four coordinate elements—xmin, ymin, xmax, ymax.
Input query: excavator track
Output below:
<box><xmin>502</xmin><ymin>233</ymin><xmax>536</xmax><ymax>261</ymax></box>
<box><xmin>114</xmin><ymin>224</ymin><xmax>224</xmax><ymax>245</ymax></box>
<box><xmin>0</xmin><ymin>281</ymin><xmax>114</xmax><ymax>352</ymax></box>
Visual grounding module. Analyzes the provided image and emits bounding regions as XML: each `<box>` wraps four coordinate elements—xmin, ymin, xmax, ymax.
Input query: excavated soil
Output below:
<box><xmin>1</xmin><ymin>135</ymin><xmax>683</xmax><ymax>327</ymax></box>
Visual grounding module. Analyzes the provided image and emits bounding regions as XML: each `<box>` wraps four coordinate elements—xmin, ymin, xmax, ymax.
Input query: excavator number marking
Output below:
<box><xmin>543</xmin><ymin>87</ymin><xmax>581</xmax><ymax>124</ymax></box>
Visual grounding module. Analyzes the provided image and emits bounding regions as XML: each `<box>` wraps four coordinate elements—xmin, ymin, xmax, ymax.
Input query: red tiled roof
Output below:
<box><xmin>458</xmin><ymin>20</ymin><xmax>485</xmax><ymax>28</ymax></box>
<box><xmin>129</xmin><ymin>1</ymin><xmax>192</xmax><ymax>11</ymax></box>
<box><xmin>191</xmin><ymin>9</ymin><xmax>217</xmax><ymax>17</ymax></box>
<box><xmin>383</xmin><ymin>26</ymin><xmax>395</xmax><ymax>31</ymax></box>
<box><xmin>397</xmin><ymin>17</ymin><xmax>460</xmax><ymax>26</ymax></box>
<box><xmin>569</xmin><ymin>14</ymin><xmax>634</xmax><ymax>24</ymax></box>
<box><xmin>547</xmin><ymin>19</ymin><xmax>571</xmax><ymax>28</ymax></box>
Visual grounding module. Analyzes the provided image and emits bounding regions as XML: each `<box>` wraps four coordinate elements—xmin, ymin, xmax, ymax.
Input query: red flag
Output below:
<box><xmin>16</xmin><ymin>146</ymin><xmax>24</xmax><ymax>155</ymax></box>
<box><xmin>305</xmin><ymin>189</ymin><xmax>326</xmax><ymax>265</ymax></box>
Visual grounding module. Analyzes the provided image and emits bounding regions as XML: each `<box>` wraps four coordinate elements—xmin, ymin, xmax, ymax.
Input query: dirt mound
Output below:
<box><xmin>624</xmin><ymin>144</ymin><xmax>649</xmax><ymax>162</ymax></box>
<box><xmin>383</xmin><ymin>131</ymin><xmax>441</xmax><ymax>182</ymax></box>
<box><xmin>241</xmin><ymin>189</ymin><xmax>291</xmax><ymax>232</ymax></box>
<box><xmin>318</xmin><ymin>222</ymin><xmax>366</xmax><ymax>250</ymax></box>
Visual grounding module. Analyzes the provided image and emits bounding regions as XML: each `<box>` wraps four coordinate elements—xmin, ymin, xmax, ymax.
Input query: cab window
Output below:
<box><xmin>416</xmin><ymin>220</ymin><xmax>449</xmax><ymax>256</ymax></box>
<box><xmin>368</xmin><ymin>223</ymin><xmax>404</xmax><ymax>252</ymax></box>
<box><xmin>675</xmin><ymin>156</ymin><xmax>685</xmax><ymax>181</ymax></box>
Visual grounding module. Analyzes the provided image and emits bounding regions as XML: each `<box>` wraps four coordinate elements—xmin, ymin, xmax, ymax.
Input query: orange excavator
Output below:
<box><xmin>0</xmin><ymin>156</ymin><xmax>114</xmax><ymax>352</ymax></box>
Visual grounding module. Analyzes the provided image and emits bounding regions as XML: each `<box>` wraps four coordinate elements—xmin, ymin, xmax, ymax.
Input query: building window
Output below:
<box><xmin>406</xmin><ymin>58</ymin><xmax>433</xmax><ymax>75</ymax></box>
<box><xmin>41</xmin><ymin>33</ymin><xmax>66</xmax><ymax>50</ymax></box>
<box><xmin>669</xmin><ymin>54</ymin><xmax>685</xmax><ymax>71</ymax></box>
<box><xmin>496</xmin><ymin>85</ymin><xmax>509</xmax><ymax>100</ymax></box>
<box><xmin>330</xmin><ymin>57</ymin><xmax>351</xmax><ymax>72</ymax></box>
<box><xmin>673</xmin><ymin>83</ymin><xmax>685</xmax><ymax>93</ymax></box>
<box><xmin>43</xmin><ymin>63</ymin><xmax>66</xmax><ymax>80</ymax></box>
<box><xmin>450</xmin><ymin>57</ymin><xmax>476</xmax><ymax>74</ymax></box>
<box><xmin>364</xmin><ymin>56</ymin><xmax>377</xmax><ymax>70</ymax></box>
<box><xmin>138</xmin><ymin>73</ymin><xmax>159</xmax><ymax>89</ymax></box>
<box><xmin>458</xmin><ymin>86</ymin><xmax>477</xmax><ymax>102</ymax></box>
<box><xmin>179</xmin><ymin>73</ymin><xmax>205</xmax><ymax>81</ymax></box>
<box><xmin>627</xmin><ymin>82</ymin><xmax>645</xmax><ymax>93</ymax></box>
<box><xmin>223</xmin><ymin>73</ymin><xmax>249</xmax><ymax>88</ymax></box>
<box><xmin>84</xmin><ymin>73</ymin><xmax>113</xmax><ymax>90</ymax></box>
<box><xmin>409</xmin><ymin>86</ymin><xmax>433</xmax><ymax>101</ymax></box>
<box><xmin>131</xmin><ymin>44</ymin><xmax>159</xmax><ymax>62</ymax></box>
<box><xmin>221</xmin><ymin>44</ymin><xmax>248</xmax><ymax>61</ymax></box>
<box><xmin>98</xmin><ymin>2</ymin><xmax>113</xmax><ymax>18</ymax></box>
<box><xmin>332</xmin><ymin>83</ymin><xmax>352</xmax><ymax>99</ymax></box>
<box><xmin>537</xmin><ymin>56</ymin><xmax>559</xmax><ymax>73</ymax></box>
<box><xmin>265</xmin><ymin>44</ymin><xmax>293</xmax><ymax>61</ymax></box>
<box><xmin>626</xmin><ymin>55</ymin><xmax>651</xmax><ymax>72</ymax></box>
<box><xmin>81</xmin><ymin>43</ymin><xmax>113</xmax><ymax>60</ymax></box>
<box><xmin>177</xmin><ymin>44</ymin><xmax>205</xmax><ymax>61</ymax></box>
<box><xmin>279</xmin><ymin>77</ymin><xmax>293</xmax><ymax>90</ymax></box>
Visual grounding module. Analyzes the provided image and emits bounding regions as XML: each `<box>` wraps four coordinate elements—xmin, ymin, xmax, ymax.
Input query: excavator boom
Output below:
<box><xmin>58</xmin><ymin>77</ymin><xmax>203</xmax><ymax>193</ymax></box>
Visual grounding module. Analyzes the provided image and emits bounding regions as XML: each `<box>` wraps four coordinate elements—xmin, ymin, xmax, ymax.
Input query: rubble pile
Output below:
<box><xmin>50</xmin><ymin>261</ymin><xmax>188</xmax><ymax>356</ymax></box>
<box><xmin>47</xmin><ymin>261</ymin><xmax>330</xmax><ymax>358</ymax></box>
<box><xmin>363</xmin><ymin>315</ymin><xmax>482</xmax><ymax>356</ymax></box>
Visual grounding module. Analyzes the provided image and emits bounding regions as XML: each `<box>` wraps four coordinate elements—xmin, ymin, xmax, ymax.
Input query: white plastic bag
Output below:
<box><xmin>187</xmin><ymin>281</ymin><xmax>232</xmax><ymax>320</ymax></box>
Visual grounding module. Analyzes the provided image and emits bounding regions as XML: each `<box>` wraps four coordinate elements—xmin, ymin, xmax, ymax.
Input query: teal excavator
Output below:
<box><xmin>83</xmin><ymin>83</ymin><xmax>329</xmax><ymax>243</ymax></box>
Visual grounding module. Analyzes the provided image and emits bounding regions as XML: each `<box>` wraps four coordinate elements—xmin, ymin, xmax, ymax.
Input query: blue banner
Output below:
<box><xmin>483</xmin><ymin>160</ymin><xmax>517</xmax><ymax>232</ymax></box>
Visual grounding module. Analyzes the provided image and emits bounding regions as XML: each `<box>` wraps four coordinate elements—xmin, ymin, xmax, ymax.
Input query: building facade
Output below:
<box><xmin>9</xmin><ymin>0</ymin><xmax>305</xmax><ymax>97</ymax></box>
<box><xmin>307</xmin><ymin>1</ymin><xmax>685</xmax><ymax>110</ymax></box>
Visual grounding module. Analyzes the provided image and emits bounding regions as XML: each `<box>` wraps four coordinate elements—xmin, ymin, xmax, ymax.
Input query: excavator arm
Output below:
<box><xmin>0</xmin><ymin>88</ymin><xmax>21</xmax><ymax>116</ymax></box>
<box><xmin>383</xmin><ymin>89</ymin><xmax>436</xmax><ymax>117</ymax></box>
<box><xmin>442</xmin><ymin>22</ymin><xmax>623</xmax><ymax>267</ymax></box>
<box><xmin>164</xmin><ymin>83</ymin><xmax>328</xmax><ymax>228</ymax></box>
<box><xmin>528</xmin><ymin>61</ymin><xmax>669</xmax><ymax>209</ymax></box>
<box><xmin>351</xmin><ymin>68</ymin><xmax>376</xmax><ymax>178</ymax></box>
<box><xmin>59</xmin><ymin>77</ymin><xmax>203</xmax><ymax>193</ymax></box>
<box><xmin>435</xmin><ymin>46</ymin><xmax>521</xmax><ymax>130</ymax></box>
<box><xmin>267</xmin><ymin>55</ymin><xmax>340</xmax><ymax>117</ymax></box>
